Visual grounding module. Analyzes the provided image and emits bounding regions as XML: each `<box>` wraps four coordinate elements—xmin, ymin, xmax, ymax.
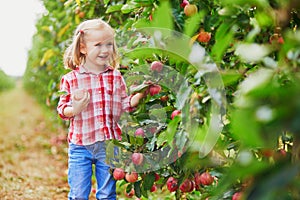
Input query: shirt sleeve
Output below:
<box><xmin>57</xmin><ymin>75</ymin><xmax>72</xmax><ymax>120</ymax></box>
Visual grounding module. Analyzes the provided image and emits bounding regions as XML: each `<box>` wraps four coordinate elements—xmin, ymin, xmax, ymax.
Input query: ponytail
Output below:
<box><xmin>63</xmin><ymin>30</ymin><xmax>85</xmax><ymax>70</ymax></box>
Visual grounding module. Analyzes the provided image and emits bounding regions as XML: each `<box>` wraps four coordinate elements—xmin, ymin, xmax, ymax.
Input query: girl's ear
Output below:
<box><xmin>80</xmin><ymin>43</ymin><xmax>87</xmax><ymax>54</ymax></box>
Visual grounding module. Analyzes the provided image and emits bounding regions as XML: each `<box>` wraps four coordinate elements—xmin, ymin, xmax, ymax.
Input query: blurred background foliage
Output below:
<box><xmin>23</xmin><ymin>0</ymin><xmax>300</xmax><ymax>199</ymax></box>
<box><xmin>0</xmin><ymin>69</ymin><xmax>15</xmax><ymax>92</ymax></box>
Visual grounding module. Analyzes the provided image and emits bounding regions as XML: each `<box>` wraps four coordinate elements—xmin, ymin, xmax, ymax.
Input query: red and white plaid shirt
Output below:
<box><xmin>57</xmin><ymin>65</ymin><xmax>135</xmax><ymax>145</ymax></box>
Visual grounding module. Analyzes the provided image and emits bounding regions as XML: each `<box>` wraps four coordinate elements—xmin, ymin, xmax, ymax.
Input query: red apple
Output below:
<box><xmin>179</xmin><ymin>179</ymin><xmax>194</xmax><ymax>193</ymax></box>
<box><xmin>197</xmin><ymin>31</ymin><xmax>211</xmax><ymax>43</ymax></box>
<box><xmin>149</xmin><ymin>127</ymin><xmax>157</xmax><ymax>134</ymax></box>
<box><xmin>274</xmin><ymin>149</ymin><xmax>287</xmax><ymax>160</ymax></box>
<box><xmin>167</xmin><ymin>177</ymin><xmax>179</xmax><ymax>192</ymax></box>
<box><xmin>78</xmin><ymin>11</ymin><xmax>85</xmax><ymax>18</ymax></box>
<box><xmin>75</xmin><ymin>7</ymin><xmax>81</xmax><ymax>14</ymax></box>
<box><xmin>261</xmin><ymin>148</ymin><xmax>274</xmax><ymax>158</ymax></box>
<box><xmin>171</xmin><ymin>110</ymin><xmax>181</xmax><ymax>119</ymax></box>
<box><xmin>194</xmin><ymin>172</ymin><xmax>201</xmax><ymax>186</ymax></box>
<box><xmin>149</xmin><ymin>14</ymin><xmax>153</xmax><ymax>21</ymax></box>
<box><xmin>154</xmin><ymin>173</ymin><xmax>160</xmax><ymax>182</ymax></box>
<box><xmin>180</xmin><ymin>0</ymin><xmax>190</xmax><ymax>8</ymax></box>
<box><xmin>132</xmin><ymin>153</ymin><xmax>144</xmax><ymax>165</ymax></box>
<box><xmin>160</xmin><ymin>95</ymin><xmax>169</xmax><ymax>102</ymax></box>
<box><xmin>73</xmin><ymin>89</ymin><xmax>86</xmax><ymax>100</ymax></box>
<box><xmin>278</xmin><ymin>149</ymin><xmax>287</xmax><ymax>156</ymax></box>
<box><xmin>195</xmin><ymin>182</ymin><xmax>201</xmax><ymax>191</ymax></box>
<box><xmin>269</xmin><ymin>33</ymin><xmax>284</xmax><ymax>44</ymax></box>
<box><xmin>232</xmin><ymin>191</ymin><xmax>243</xmax><ymax>200</ymax></box>
<box><xmin>199</xmin><ymin>172</ymin><xmax>214</xmax><ymax>185</ymax></box>
<box><xmin>150</xmin><ymin>61</ymin><xmax>163</xmax><ymax>72</ymax></box>
<box><xmin>188</xmin><ymin>180</ymin><xmax>195</xmax><ymax>192</ymax></box>
<box><xmin>184</xmin><ymin>4</ymin><xmax>198</xmax><ymax>17</ymax></box>
<box><xmin>113</xmin><ymin>168</ymin><xmax>125</xmax><ymax>180</ymax></box>
<box><xmin>134</xmin><ymin>128</ymin><xmax>145</xmax><ymax>137</ymax></box>
<box><xmin>150</xmin><ymin>184</ymin><xmax>157</xmax><ymax>192</ymax></box>
<box><xmin>125</xmin><ymin>172</ymin><xmax>138</xmax><ymax>183</ymax></box>
<box><xmin>278</xmin><ymin>36</ymin><xmax>284</xmax><ymax>44</ymax></box>
<box><xmin>149</xmin><ymin>84</ymin><xmax>161</xmax><ymax>96</ymax></box>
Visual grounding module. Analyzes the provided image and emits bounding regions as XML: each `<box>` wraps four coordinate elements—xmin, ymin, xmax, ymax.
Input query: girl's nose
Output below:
<box><xmin>101</xmin><ymin>45</ymin><xmax>109</xmax><ymax>52</ymax></box>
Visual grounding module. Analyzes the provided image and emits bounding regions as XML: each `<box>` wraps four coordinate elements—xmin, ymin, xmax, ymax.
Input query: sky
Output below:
<box><xmin>0</xmin><ymin>0</ymin><xmax>45</xmax><ymax>77</ymax></box>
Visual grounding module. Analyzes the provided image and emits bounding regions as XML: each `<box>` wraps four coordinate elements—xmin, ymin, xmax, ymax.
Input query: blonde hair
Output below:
<box><xmin>63</xmin><ymin>19</ymin><xmax>119</xmax><ymax>70</ymax></box>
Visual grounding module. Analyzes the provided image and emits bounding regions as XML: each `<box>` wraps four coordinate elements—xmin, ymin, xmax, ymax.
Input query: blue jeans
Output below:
<box><xmin>68</xmin><ymin>141</ymin><xmax>116</xmax><ymax>200</ymax></box>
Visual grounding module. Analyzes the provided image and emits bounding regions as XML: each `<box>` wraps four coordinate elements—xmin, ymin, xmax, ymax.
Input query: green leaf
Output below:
<box><xmin>164</xmin><ymin>116</ymin><xmax>181</xmax><ymax>146</ymax></box>
<box><xmin>150</xmin><ymin>1</ymin><xmax>173</xmax><ymax>30</ymax></box>
<box><xmin>175</xmin><ymin>129</ymin><xmax>188</xmax><ymax>152</ymax></box>
<box><xmin>211</xmin><ymin>160</ymin><xmax>270</xmax><ymax>200</ymax></box>
<box><xmin>40</xmin><ymin>49</ymin><xmax>56</xmax><ymax>65</ymax></box>
<box><xmin>134</xmin><ymin>181</ymin><xmax>142</xmax><ymax>198</ymax></box>
<box><xmin>129</xmin><ymin>83</ymin><xmax>151</xmax><ymax>94</ymax></box>
<box><xmin>57</xmin><ymin>22</ymin><xmax>71</xmax><ymax>40</ymax></box>
<box><xmin>156</xmin><ymin>130</ymin><xmax>167</xmax><ymax>147</ymax></box>
<box><xmin>143</xmin><ymin>173</ymin><xmax>156</xmax><ymax>190</ymax></box>
<box><xmin>234</xmin><ymin>68</ymin><xmax>274</xmax><ymax>107</ymax></box>
<box><xmin>175</xmin><ymin>80</ymin><xmax>192</xmax><ymax>110</ymax></box>
<box><xmin>126</xmin><ymin>184</ymin><xmax>133</xmax><ymax>194</ymax></box>
<box><xmin>105</xmin><ymin>141</ymin><xmax>116</xmax><ymax>165</ymax></box>
<box><xmin>134</xmin><ymin>1</ymin><xmax>173</xmax><ymax>30</ymax></box>
<box><xmin>106</xmin><ymin>4</ymin><xmax>123</xmax><ymax>14</ymax></box>
<box><xmin>104</xmin><ymin>0</ymin><xmax>110</xmax><ymax>5</ymax></box>
<box><xmin>112</xmin><ymin>140</ymin><xmax>131</xmax><ymax>150</ymax></box>
<box><xmin>125</xmin><ymin>48</ymin><xmax>164</xmax><ymax>59</ymax></box>
<box><xmin>133</xmin><ymin>0</ymin><xmax>153</xmax><ymax>4</ymax></box>
<box><xmin>125</xmin><ymin>74</ymin><xmax>146</xmax><ymax>86</ymax></box>
<box><xmin>184</xmin><ymin>11</ymin><xmax>205</xmax><ymax>37</ymax></box>
<box><xmin>221</xmin><ymin>0</ymin><xmax>271</xmax><ymax>9</ymax></box>
<box><xmin>211</xmin><ymin>22</ymin><xmax>234</xmax><ymax>62</ymax></box>
<box><xmin>149</xmin><ymin>107</ymin><xmax>167</xmax><ymax>121</ymax></box>
<box><xmin>221</xmin><ymin>70</ymin><xmax>242</xmax><ymax>86</ymax></box>
<box><xmin>121</xmin><ymin>2</ymin><xmax>139</xmax><ymax>14</ymax></box>
<box><xmin>231</xmin><ymin>108</ymin><xmax>264</xmax><ymax>147</ymax></box>
<box><xmin>247</xmin><ymin>162</ymin><xmax>300</xmax><ymax>200</ymax></box>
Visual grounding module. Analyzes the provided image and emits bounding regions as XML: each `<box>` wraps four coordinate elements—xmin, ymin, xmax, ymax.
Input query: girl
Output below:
<box><xmin>57</xmin><ymin>18</ymin><xmax>145</xmax><ymax>200</ymax></box>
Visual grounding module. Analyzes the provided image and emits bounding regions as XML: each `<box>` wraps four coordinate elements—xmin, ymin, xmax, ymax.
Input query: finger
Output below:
<box><xmin>83</xmin><ymin>93</ymin><xmax>90</xmax><ymax>105</ymax></box>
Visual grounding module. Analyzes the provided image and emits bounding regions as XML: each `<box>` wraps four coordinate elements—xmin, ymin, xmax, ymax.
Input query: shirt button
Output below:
<box><xmin>99</xmin><ymin>91</ymin><xmax>102</xmax><ymax>94</ymax></box>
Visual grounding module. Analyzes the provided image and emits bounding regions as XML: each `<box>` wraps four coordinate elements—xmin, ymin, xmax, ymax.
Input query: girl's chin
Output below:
<box><xmin>96</xmin><ymin>60</ymin><xmax>109</xmax><ymax>66</ymax></box>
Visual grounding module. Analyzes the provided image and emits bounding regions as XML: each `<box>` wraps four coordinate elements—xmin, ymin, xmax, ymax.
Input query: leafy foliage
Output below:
<box><xmin>0</xmin><ymin>69</ymin><xmax>15</xmax><ymax>92</ymax></box>
<box><xmin>24</xmin><ymin>0</ymin><xmax>300</xmax><ymax>199</ymax></box>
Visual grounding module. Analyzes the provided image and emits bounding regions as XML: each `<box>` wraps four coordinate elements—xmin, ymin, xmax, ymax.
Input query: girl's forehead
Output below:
<box><xmin>85</xmin><ymin>29</ymin><xmax>114</xmax><ymax>42</ymax></box>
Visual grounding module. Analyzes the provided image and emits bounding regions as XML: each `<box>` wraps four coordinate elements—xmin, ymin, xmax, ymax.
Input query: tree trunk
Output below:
<box><xmin>292</xmin><ymin>134</ymin><xmax>300</xmax><ymax>199</ymax></box>
<box><xmin>292</xmin><ymin>134</ymin><xmax>300</xmax><ymax>163</ymax></box>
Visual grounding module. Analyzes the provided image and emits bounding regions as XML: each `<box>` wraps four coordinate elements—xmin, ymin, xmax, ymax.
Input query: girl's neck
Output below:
<box><xmin>83</xmin><ymin>64</ymin><xmax>107</xmax><ymax>74</ymax></box>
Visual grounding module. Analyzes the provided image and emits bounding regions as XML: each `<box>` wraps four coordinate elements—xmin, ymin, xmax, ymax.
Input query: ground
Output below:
<box><xmin>0</xmin><ymin>81</ymin><xmax>69</xmax><ymax>200</ymax></box>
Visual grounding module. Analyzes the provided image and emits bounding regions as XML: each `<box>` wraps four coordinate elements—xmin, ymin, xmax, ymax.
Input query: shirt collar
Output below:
<box><xmin>78</xmin><ymin>65</ymin><xmax>114</xmax><ymax>74</ymax></box>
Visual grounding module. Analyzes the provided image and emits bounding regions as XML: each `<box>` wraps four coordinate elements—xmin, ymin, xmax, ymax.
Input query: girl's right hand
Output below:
<box><xmin>72</xmin><ymin>89</ymin><xmax>90</xmax><ymax>115</ymax></box>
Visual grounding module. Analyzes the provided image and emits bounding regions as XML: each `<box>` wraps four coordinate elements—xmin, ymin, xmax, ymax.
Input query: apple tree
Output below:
<box><xmin>23</xmin><ymin>0</ymin><xmax>300</xmax><ymax>199</ymax></box>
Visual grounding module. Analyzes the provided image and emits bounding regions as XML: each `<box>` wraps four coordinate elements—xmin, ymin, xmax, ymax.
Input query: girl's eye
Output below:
<box><xmin>95</xmin><ymin>43</ymin><xmax>113</xmax><ymax>47</ymax></box>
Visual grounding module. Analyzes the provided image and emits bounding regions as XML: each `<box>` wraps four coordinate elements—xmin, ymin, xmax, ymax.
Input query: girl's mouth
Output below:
<box><xmin>99</xmin><ymin>55</ymin><xmax>109</xmax><ymax>59</ymax></box>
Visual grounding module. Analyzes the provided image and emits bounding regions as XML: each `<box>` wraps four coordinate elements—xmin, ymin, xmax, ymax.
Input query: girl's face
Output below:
<box><xmin>80</xmin><ymin>29</ymin><xmax>114</xmax><ymax>71</ymax></box>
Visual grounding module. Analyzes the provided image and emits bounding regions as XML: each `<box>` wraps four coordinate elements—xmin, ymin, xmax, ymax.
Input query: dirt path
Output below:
<box><xmin>0</xmin><ymin>81</ymin><xmax>69</xmax><ymax>200</ymax></box>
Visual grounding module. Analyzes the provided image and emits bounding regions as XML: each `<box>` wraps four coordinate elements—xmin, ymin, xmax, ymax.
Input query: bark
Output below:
<box><xmin>292</xmin><ymin>134</ymin><xmax>300</xmax><ymax>163</ymax></box>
